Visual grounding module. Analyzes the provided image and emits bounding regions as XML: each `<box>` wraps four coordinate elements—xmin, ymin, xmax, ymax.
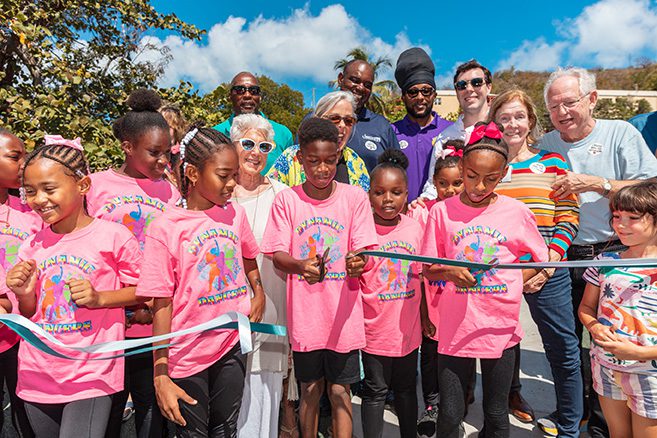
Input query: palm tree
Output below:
<box><xmin>330</xmin><ymin>47</ymin><xmax>400</xmax><ymax>118</ymax></box>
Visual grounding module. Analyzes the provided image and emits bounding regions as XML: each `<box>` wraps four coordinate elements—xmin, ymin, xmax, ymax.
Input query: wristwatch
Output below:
<box><xmin>601</xmin><ymin>178</ymin><xmax>612</xmax><ymax>197</ymax></box>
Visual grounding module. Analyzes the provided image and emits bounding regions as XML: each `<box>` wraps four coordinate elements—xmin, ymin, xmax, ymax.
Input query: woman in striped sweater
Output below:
<box><xmin>489</xmin><ymin>89</ymin><xmax>583</xmax><ymax>438</ymax></box>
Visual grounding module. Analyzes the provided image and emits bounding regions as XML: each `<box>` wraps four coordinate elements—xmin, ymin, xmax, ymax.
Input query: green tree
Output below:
<box><xmin>258</xmin><ymin>75</ymin><xmax>308</xmax><ymax>135</ymax></box>
<box><xmin>0</xmin><ymin>0</ymin><xmax>203</xmax><ymax>170</ymax></box>
<box><xmin>594</xmin><ymin>97</ymin><xmax>652</xmax><ymax>120</ymax></box>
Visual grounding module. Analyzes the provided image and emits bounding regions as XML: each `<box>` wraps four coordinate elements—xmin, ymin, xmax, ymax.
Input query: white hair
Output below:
<box><xmin>229</xmin><ymin>114</ymin><xmax>275</xmax><ymax>142</ymax></box>
<box><xmin>544</xmin><ymin>67</ymin><xmax>597</xmax><ymax>105</ymax></box>
<box><xmin>314</xmin><ymin>91</ymin><xmax>356</xmax><ymax>117</ymax></box>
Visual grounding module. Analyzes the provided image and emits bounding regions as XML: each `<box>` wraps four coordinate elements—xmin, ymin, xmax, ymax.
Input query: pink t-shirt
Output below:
<box><xmin>407</xmin><ymin>199</ymin><xmax>442</xmax><ymax>339</ymax></box>
<box><xmin>86</xmin><ymin>170</ymin><xmax>180</xmax><ymax>338</ymax></box>
<box><xmin>136</xmin><ymin>204</ymin><xmax>259</xmax><ymax>379</ymax></box>
<box><xmin>260</xmin><ymin>182</ymin><xmax>378</xmax><ymax>353</ymax></box>
<box><xmin>0</xmin><ymin>196</ymin><xmax>42</xmax><ymax>352</ymax></box>
<box><xmin>421</xmin><ymin>195</ymin><xmax>548</xmax><ymax>359</ymax></box>
<box><xmin>8</xmin><ymin>219</ymin><xmax>141</xmax><ymax>403</ymax></box>
<box><xmin>360</xmin><ymin>215</ymin><xmax>423</xmax><ymax>357</ymax></box>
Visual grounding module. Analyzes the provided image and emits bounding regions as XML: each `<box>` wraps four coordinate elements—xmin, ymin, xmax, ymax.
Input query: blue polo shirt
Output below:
<box><xmin>628</xmin><ymin>111</ymin><xmax>657</xmax><ymax>154</ymax></box>
<box><xmin>347</xmin><ymin>107</ymin><xmax>400</xmax><ymax>172</ymax></box>
<box><xmin>392</xmin><ymin>112</ymin><xmax>453</xmax><ymax>201</ymax></box>
<box><xmin>213</xmin><ymin>112</ymin><xmax>294</xmax><ymax>174</ymax></box>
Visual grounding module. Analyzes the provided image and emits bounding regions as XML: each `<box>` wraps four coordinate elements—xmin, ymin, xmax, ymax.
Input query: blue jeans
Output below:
<box><xmin>524</xmin><ymin>268</ymin><xmax>583</xmax><ymax>437</ymax></box>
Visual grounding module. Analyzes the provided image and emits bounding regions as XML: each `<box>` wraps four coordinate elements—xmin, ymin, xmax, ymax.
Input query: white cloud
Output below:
<box><xmin>139</xmin><ymin>4</ymin><xmax>424</xmax><ymax>91</ymax></box>
<box><xmin>497</xmin><ymin>0</ymin><xmax>657</xmax><ymax>71</ymax></box>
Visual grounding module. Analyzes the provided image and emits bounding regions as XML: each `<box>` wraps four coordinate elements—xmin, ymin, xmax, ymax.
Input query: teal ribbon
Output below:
<box><xmin>360</xmin><ymin>250</ymin><xmax>657</xmax><ymax>270</ymax></box>
<box><xmin>0</xmin><ymin>312</ymin><xmax>286</xmax><ymax>361</ymax></box>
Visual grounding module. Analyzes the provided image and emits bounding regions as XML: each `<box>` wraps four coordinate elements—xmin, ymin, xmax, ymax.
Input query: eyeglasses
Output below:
<box><xmin>231</xmin><ymin>85</ymin><xmax>261</xmax><ymax>96</ymax></box>
<box><xmin>239</xmin><ymin>138</ymin><xmax>274</xmax><ymax>154</ymax></box>
<box><xmin>405</xmin><ymin>87</ymin><xmax>435</xmax><ymax>98</ymax></box>
<box><xmin>454</xmin><ymin>77</ymin><xmax>487</xmax><ymax>91</ymax></box>
<box><xmin>324</xmin><ymin>114</ymin><xmax>357</xmax><ymax>127</ymax></box>
<box><xmin>547</xmin><ymin>92</ymin><xmax>591</xmax><ymax>112</ymax></box>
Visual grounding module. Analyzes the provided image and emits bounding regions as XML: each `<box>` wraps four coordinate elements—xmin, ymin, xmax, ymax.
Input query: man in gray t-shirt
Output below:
<box><xmin>540</xmin><ymin>67</ymin><xmax>657</xmax><ymax>438</ymax></box>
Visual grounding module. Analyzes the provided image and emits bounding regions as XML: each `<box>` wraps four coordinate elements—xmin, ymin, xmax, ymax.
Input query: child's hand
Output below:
<box><xmin>421</xmin><ymin>315</ymin><xmax>436</xmax><ymax>338</ymax></box>
<box><xmin>69</xmin><ymin>279</ymin><xmax>103</xmax><ymax>308</ymax></box>
<box><xmin>523</xmin><ymin>269</ymin><xmax>554</xmax><ymax>293</ymax></box>
<box><xmin>596</xmin><ymin>336</ymin><xmax>644</xmax><ymax>361</ymax></box>
<box><xmin>299</xmin><ymin>257</ymin><xmax>321</xmax><ymax>284</ymax></box>
<box><xmin>440</xmin><ymin>266</ymin><xmax>477</xmax><ymax>288</ymax></box>
<box><xmin>154</xmin><ymin>375</ymin><xmax>197</xmax><ymax>426</ymax></box>
<box><xmin>128</xmin><ymin>308</ymin><xmax>153</xmax><ymax>326</ymax></box>
<box><xmin>345</xmin><ymin>252</ymin><xmax>367</xmax><ymax>277</ymax></box>
<box><xmin>6</xmin><ymin>260</ymin><xmax>38</xmax><ymax>297</ymax></box>
<box><xmin>589</xmin><ymin>322</ymin><xmax>619</xmax><ymax>344</ymax></box>
<box><xmin>250</xmin><ymin>293</ymin><xmax>265</xmax><ymax>323</ymax></box>
<box><xmin>408</xmin><ymin>197</ymin><xmax>427</xmax><ymax>211</ymax></box>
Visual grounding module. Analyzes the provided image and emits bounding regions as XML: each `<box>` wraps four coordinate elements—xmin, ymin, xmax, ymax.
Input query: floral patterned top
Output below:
<box><xmin>266</xmin><ymin>144</ymin><xmax>370</xmax><ymax>191</ymax></box>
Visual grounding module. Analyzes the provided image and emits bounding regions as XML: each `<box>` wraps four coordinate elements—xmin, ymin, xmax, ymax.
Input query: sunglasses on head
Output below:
<box><xmin>405</xmin><ymin>87</ymin><xmax>435</xmax><ymax>98</ymax></box>
<box><xmin>324</xmin><ymin>114</ymin><xmax>357</xmax><ymax>127</ymax></box>
<box><xmin>239</xmin><ymin>138</ymin><xmax>274</xmax><ymax>154</ymax></box>
<box><xmin>454</xmin><ymin>77</ymin><xmax>487</xmax><ymax>91</ymax></box>
<box><xmin>231</xmin><ymin>85</ymin><xmax>261</xmax><ymax>95</ymax></box>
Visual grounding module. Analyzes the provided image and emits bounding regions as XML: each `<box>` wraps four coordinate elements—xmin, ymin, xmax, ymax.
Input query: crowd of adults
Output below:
<box><xmin>204</xmin><ymin>48</ymin><xmax>657</xmax><ymax>438</ymax></box>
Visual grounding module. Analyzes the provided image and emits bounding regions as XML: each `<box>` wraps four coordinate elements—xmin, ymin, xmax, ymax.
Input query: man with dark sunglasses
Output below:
<box><xmin>418</xmin><ymin>59</ymin><xmax>493</xmax><ymax>200</ymax></box>
<box><xmin>336</xmin><ymin>60</ymin><xmax>401</xmax><ymax>173</ymax></box>
<box><xmin>392</xmin><ymin>47</ymin><xmax>453</xmax><ymax>202</ymax></box>
<box><xmin>213</xmin><ymin>71</ymin><xmax>294</xmax><ymax>174</ymax></box>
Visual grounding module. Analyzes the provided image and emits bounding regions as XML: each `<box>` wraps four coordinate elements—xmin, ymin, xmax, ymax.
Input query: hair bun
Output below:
<box><xmin>126</xmin><ymin>88</ymin><xmax>162</xmax><ymax>112</ymax></box>
<box><xmin>378</xmin><ymin>149</ymin><xmax>409</xmax><ymax>170</ymax></box>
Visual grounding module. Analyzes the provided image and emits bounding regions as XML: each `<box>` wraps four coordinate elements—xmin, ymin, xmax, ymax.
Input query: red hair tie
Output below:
<box><xmin>439</xmin><ymin>146</ymin><xmax>463</xmax><ymax>159</ymax></box>
<box><xmin>468</xmin><ymin>121</ymin><xmax>503</xmax><ymax>145</ymax></box>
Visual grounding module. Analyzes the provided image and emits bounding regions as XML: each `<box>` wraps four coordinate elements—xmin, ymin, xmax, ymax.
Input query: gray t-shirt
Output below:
<box><xmin>539</xmin><ymin>119</ymin><xmax>657</xmax><ymax>244</ymax></box>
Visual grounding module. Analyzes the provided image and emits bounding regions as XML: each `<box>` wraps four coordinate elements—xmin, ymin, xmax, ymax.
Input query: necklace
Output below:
<box><xmin>234</xmin><ymin>177</ymin><xmax>271</xmax><ymax>227</ymax></box>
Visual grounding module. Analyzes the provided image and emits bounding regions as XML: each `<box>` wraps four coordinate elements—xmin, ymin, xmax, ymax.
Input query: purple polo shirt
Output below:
<box><xmin>392</xmin><ymin>112</ymin><xmax>453</xmax><ymax>201</ymax></box>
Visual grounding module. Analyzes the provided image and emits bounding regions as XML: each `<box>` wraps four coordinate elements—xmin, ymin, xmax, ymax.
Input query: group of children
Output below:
<box><xmin>0</xmin><ymin>86</ymin><xmax>656</xmax><ymax>438</ymax></box>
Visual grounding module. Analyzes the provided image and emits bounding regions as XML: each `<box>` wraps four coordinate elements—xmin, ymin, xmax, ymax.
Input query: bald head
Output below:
<box><xmin>338</xmin><ymin>60</ymin><xmax>374</xmax><ymax>110</ymax></box>
<box><xmin>229</xmin><ymin>71</ymin><xmax>261</xmax><ymax>115</ymax></box>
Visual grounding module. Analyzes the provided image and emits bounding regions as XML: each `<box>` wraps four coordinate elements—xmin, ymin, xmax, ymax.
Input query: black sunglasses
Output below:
<box><xmin>405</xmin><ymin>87</ymin><xmax>435</xmax><ymax>98</ymax></box>
<box><xmin>231</xmin><ymin>85</ymin><xmax>261</xmax><ymax>95</ymax></box>
<box><xmin>454</xmin><ymin>77</ymin><xmax>487</xmax><ymax>91</ymax></box>
<box><xmin>239</xmin><ymin>138</ymin><xmax>274</xmax><ymax>154</ymax></box>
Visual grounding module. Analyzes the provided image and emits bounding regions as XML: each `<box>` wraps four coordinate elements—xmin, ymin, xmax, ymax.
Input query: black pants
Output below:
<box><xmin>361</xmin><ymin>349</ymin><xmax>418</xmax><ymax>438</ymax></box>
<box><xmin>568</xmin><ymin>241</ymin><xmax>626</xmax><ymax>438</ymax></box>
<box><xmin>420</xmin><ymin>336</ymin><xmax>439</xmax><ymax>408</ymax></box>
<box><xmin>106</xmin><ymin>345</ymin><xmax>166</xmax><ymax>438</ymax></box>
<box><xmin>24</xmin><ymin>395</ymin><xmax>112</xmax><ymax>438</ymax></box>
<box><xmin>438</xmin><ymin>347</ymin><xmax>516</xmax><ymax>438</ymax></box>
<box><xmin>172</xmin><ymin>344</ymin><xmax>246</xmax><ymax>438</ymax></box>
<box><xmin>0</xmin><ymin>343</ymin><xmax>33</xmax><ymax>438</ymax></box>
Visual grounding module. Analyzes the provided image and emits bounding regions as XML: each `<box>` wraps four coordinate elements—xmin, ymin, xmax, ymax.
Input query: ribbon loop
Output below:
<box><xmin>468</xmin><ymin>122</ymin><xmax>503</xmax><ymax>145</ymax></box>
<box><xmin>44</xmin><ymin>135</ymin><xmax>84</xmax><ymax>151</ymax></box>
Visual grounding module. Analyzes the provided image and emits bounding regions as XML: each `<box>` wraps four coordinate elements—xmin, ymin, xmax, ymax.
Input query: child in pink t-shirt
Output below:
<box><xmin>422</xmin><ymin>123</ymin><xmax>548</xmax><ymax>437</ymax></box>
<box><xmin>136</xmin><ymin>127</ymin><xmax>265</xmax><ymax>436</ymax></box>
<box><xmin>407</xmin><ymin>139</ymin><xmax>464</xmax><ymax>433</ymax></box>
<box><xmin>3</xmin><ymin>136</ymin><xmax>145</xmax><ymax>438</ymax></box>
<box><xmin>86</xmin><ymin>89</ymin><xmax>179</xmax><ymax>438</ymax></box>
<box><xmin>359</xmin><ymin>149</ymin><xmax>425</xmax><ymax>438</ymax></box>
<box><xmin>260</xmin><ymin>118</ymin><xmax>377</xmax><ymax>438</ymax></box>
<box><xmin>0</xmin><ymin>129</ymin><xmax>40</xmax><ymax>437</ymax></box>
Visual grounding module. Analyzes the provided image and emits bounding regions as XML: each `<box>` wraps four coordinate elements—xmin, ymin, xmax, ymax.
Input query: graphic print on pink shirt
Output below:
<box><xmin>198</xmin><ymin>239</ymin><xmax>241</xmax><ymax>294</ymax></box>
<box><xmin>299</xmin><ymin>225</ymin><xmax>342</xmax><ymax>280</ymax></box>
<box><xmin>40</xmin><ymin>265</ymin><xmax>77</xmax><ymax>324</ymax></box>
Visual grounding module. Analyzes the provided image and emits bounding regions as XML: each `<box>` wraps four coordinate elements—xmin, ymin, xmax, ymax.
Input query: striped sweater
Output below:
<box><xmin>496</xmin><ymin>150</ymin><xmax>579</xmax><ymax>258</ymax></box>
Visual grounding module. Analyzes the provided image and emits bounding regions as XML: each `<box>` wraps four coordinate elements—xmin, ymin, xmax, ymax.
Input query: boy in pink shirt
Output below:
<box><xmin>260</xmin><ymin>118</ymin><xmax>377</xmax><ymax>438</ymax></box>
<box><xmin>422</xmin><ymin>123</ymin><xmax>548</xmax><ymax>438</ymax></box>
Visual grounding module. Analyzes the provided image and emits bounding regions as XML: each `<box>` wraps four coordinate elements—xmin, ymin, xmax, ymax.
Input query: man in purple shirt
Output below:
<box><xmin>392</xmin><ymin>48</ymin><xmax>453</xmax><ymax>201</ymax></box>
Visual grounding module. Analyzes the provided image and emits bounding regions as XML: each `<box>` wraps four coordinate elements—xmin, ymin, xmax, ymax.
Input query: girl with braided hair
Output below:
<box><xmin>422</xmin><ymin>122</ymin><xmax>549</xmax><ymax>438</ymax></box>
<box><xmin>4</xmin><ymin>136</ymin><xmax>145</xmax><ymax>437</ymax></box>
<box><xmin>136</xmin><ymin>125</ymin><xmax>265</xmax><ymax>437</ymax></box>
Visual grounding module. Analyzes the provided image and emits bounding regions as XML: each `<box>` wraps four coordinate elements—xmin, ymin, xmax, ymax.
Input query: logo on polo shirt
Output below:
<box><xmin>399</xmin><ymin>140</ymin><xmax>409</xmax><ymax>149</ymax></box>
<box><xmin>365</xmin><ymin>140</ymin><xmax>377</xmax><ymax>151</ymax></box>
<box><xmin>588</xmin><ymin>143</ymin><xmax>603</xmax><ymax>155</ymax></box>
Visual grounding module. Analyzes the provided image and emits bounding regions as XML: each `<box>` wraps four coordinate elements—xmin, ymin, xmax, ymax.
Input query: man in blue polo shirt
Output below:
<box><xmin>629</xmin><ymin>110</ymin><xmax>657</xmax><ymax>155</ymax></box>
<box><xmin>337</xmin><ymin>60</ymin><xmax>400</xmax><ymax>172</ymax></box>
<box><xmin>213</xmin><ymin>71</ymin><xmax>294</xmax><ymax>174</ymax></box>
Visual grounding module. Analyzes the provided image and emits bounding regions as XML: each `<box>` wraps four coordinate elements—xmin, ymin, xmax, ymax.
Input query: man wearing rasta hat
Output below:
<box><xmin>392</xmin><ymin>48</ymin><xmax>453</xmax><ymax>201</ymax></box>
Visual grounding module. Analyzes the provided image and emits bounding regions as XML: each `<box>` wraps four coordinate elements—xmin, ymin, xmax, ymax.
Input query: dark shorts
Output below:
<box><xmin>293</xmin><ymin>349</ymin><xmax>361</xmax><ymax>385</ymax></box>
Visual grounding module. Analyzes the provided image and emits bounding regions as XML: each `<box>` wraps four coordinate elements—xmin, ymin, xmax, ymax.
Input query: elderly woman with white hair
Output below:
<box><xmin>267</xmin><ymin>90</ymin><xmax>370</xmax><ymax>191</ymax></box>
<box><xmin>229</xmin><ymin>114</ymin><xmax>294</xmax><ymax>438</ymax></box>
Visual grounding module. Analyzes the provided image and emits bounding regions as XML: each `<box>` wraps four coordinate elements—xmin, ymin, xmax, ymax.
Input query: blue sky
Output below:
<box><xmin>145</xmin><ymin>0</ymin><xmax>657</xmax><ymax>106</ymax></box>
